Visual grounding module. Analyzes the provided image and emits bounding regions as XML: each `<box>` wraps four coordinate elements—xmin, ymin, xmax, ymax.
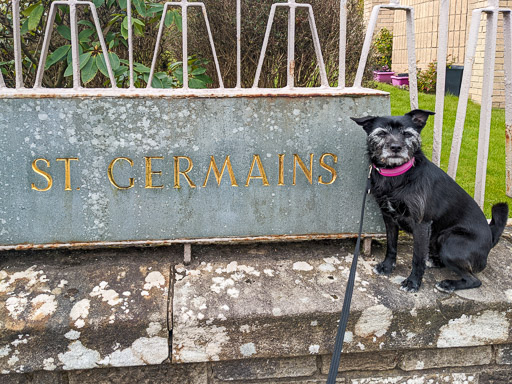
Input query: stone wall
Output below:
<box><xmin>3</xmin><ymin>345</ymin><xmax>512</xmax><ymax>383</ymax></box>
<box><xmin>1</xmin><ymin>227</ymin><xmax>511</xmax><ymax>383</ymax></box>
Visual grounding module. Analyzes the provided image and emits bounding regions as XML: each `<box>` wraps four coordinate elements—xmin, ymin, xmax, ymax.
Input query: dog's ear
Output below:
<box><xmin>351</xmin><ymin>116</ymin><xmax>377</xmax><ymax>134</ymax></box>
<box><xmin>405</xmin><ymin>109</ymin><xmax>435</xmax><ymax>130</ymax></box>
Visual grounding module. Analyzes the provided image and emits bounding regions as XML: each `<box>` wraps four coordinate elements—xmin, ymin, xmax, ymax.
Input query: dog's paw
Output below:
<box><xmin>435</xmin><ymin>281</ymin><xmax>455</xmax><ymax>294</ymax></box>
<box><xmin>400</xmin><ymin>278</ymin><xmax>421</xmax><ymax>293</ymax></box>
<box><xmin>374</xmin><ymin>261</ymin><xmax>396</xmax><ymax>275</ymax></box>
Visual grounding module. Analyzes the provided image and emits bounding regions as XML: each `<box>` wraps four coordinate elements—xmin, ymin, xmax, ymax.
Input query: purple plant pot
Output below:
<box><xmin>391</xmin><ymin>75</ymin><xmax>409</xmax><ymax>86</ymax></box>
<box><xmin>373</xmin><ymin>71</ymin><xmax>395</xmax><ymax>83</ymax></box>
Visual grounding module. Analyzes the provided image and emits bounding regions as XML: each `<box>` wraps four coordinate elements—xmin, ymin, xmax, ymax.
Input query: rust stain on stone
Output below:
<box><xmin>1</xmin><ymin>233</ymin><xmax>385</xmax><ymax>252</ymax></box>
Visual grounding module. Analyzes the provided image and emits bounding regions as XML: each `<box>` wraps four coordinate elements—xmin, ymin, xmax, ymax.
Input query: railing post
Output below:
<box><xmin>253</xmin><ymin>4</ymin><xmax>277</xmax><ymax>88</ymax></box>
<box><xmin>89</xmin><ymin>2</ymin><xmax>117</xmax><ymax>87</ymax></box>
<box><xmin>504</xmin><ymin>11</ymin><xmax>512</xmax><ymax>198</ymax></box>
<box><xmin>148</xmin><ymin>0</ymin><xmax>223</xmax><ymax>89</ymax></box>
<box><xmin>236</xmin><ymin>0</ymin><xmax>241</xmax><ymax>89</ymax></box>
<box><xmin>338</xmin><ymin>0</ymin><xmax>347</xmax><ymax>89</ymax></box>
<box><xmin>199</xmin><ymin>3</ymin><xmax>224</xmax><ymax>88</ymax></box>
<box><xmin>69</xmin><ymin>0</ymin><xmax>81</xmax><ymax>89</ymax></box>
<box><xmin>148</xmin><ymin>3</ymin><xmax>170</xmax><ymax>88</ymax></box>
<box><xmin>127</xmin><ymin>0</ymin><xmax>134</xmax><ymax>89</ymax></box>
<box><xmin>354</xmin><ymin>5</ymin><xmax>380</xmax><ymax>88</ymax></box>
<box><xmin>448</xmin><ymin>9</ymin><xmax>483</xmax><ymax>180</ymax></box>
<box><xmin>34</xmin><ymin>2</ymin><xmax>58</xmax><ymax>88</ymax></box>
<box><xmin>287</xmin><ymin>0</ymin><xmax>296</xmax><ymax>88</ymax></box>
<box><xmin>253</xmin><ymin>1</ymin><xmax>327</xmax><ymax>89</ymax></box>
<box><xmin>474</xmin><ymin>9</ymin><xmax>498</xmax><ymax>208</ymax></box>
<box><xmin>432</xmin><ymin>0</ymin><xmax>450</xmax><ymax>166</ymax></box>
<box><xmin>182</xmin><ymin>0</ymin><xmax>188</xmax><ymax>90</ymax></box>
<box><xmin>12</xmin><ymin>0</ymin><xmax>24</xmax><ymax>88</ymax></box>
<box><xmin>306</xmin><ymin>5</ymin><xmax>328</xmax><ymax>87</ymax></box>
<box><xmin>405</xmin><ymin>7</ymin><xmax>418</xmax><ymax>110</ymax></box>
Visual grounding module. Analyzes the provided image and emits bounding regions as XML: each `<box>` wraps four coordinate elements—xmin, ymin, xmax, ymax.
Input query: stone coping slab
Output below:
<box><xmin>0</xmin><ymin>95</ymin><xmax>386</xmax><ymax>249</ymax></box>
<box><xmin>172</xmin><ymin>234</ymin><xmax>512</xmax><ymax>363</ymax></box>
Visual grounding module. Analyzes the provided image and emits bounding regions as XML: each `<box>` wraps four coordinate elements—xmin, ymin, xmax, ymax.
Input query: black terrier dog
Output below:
<box><xmin>352</xmin><ymin>109</ymin><xmax>509</xmax><ymax>293</ymax></box>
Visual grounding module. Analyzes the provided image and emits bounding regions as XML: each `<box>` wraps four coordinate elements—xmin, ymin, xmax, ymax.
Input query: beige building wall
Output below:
<box><xmin>375</xmin><ymin>0</ymin><xmax>509</xmax><ymax>108</ymax></box>
<box><xmin>392</xmin><ymin>0</ymin><xmax>469</xmax><ymax>72</ymax></box>
<box><xmin>364</xmin><ymin>0</ymin><xmax>396</xmax><ymax>34</ymax></box>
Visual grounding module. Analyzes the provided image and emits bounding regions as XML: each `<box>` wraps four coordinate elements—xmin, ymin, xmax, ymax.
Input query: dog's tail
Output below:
<box><xmin>489</xmin><ymin>203</ymin><xmax>509</xmax><ymax>248</ymax></box>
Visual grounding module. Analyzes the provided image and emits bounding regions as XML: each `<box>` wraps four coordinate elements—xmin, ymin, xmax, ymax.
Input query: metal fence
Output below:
<box><xmin>440</xmin><ymin>0</ymin><xmax>512</xmax><ymax>208</ymax></box>
<box><xmin>0</xmin><ymin>0</ymin><xmax>511</xmax><ymax>208</ymax></box>
<box><xmin>354</xmin><ymin>0</ymin><xmax>512</xmax><ymax>209</ymax></box>
<box><xmin>0</xmin><ymin>0</ymin><xmax>350</xmax><ymax>95</ymax></box>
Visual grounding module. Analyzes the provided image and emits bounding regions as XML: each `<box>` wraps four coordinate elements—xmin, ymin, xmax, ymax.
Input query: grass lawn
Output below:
<box><xmin>375</xmin><ymin>83</ymin><xmax>512</xmax><ymax>218</ymax></box>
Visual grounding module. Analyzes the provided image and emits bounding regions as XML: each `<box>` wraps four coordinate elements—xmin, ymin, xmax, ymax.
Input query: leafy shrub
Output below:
<box><xmin>165</xmin><ymin>55</ymin><xmax>213</xmax><ymax>89</ymax></box>
<box><xmin>417</xmin><ymin>61</ymin><xmax>437</xmax><ymax>93</ymax></box>
<box><xmin>0</xmin><ymin>0</ymin><xmax>210</xmax><ymax>88</ymax></box>
<box><xmin>373</xmin><ymin>27</ymin><xmax>393</xmax><ymax>71</ymax></box>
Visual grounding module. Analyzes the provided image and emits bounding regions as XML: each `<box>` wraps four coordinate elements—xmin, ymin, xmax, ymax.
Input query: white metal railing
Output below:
<box><xmin>354</xmin><ymin>0</ymin><xmax>418</xmax><ymax>110</ymax></box>
<box><xmin>431</xmin><ymin>0</ymin><xmax>512</xmax><ymax>208</ymax></box>
<box><xmin>0</xmin><ymin>0</ymin><xmax>511</xmax><ymax>208</ymax></box>
<box><xmin>35</xmin><ymin>0</ymin><xmax>117</xmax><ymax>89</ymax></box>
<box><xmin>355</xmin><ymin>0</ymin><xmax>512</xmax><ymax>208</ymax></box>
<box><xmin>0</xmin><ymin>0</ymin><xmax>355</xmax><ymax>94</ymax></box>
<box><xmin>148</xmin><ymin>0</ymin><xmax>224</xmax><ymax>90</ymax></box>
<box><xmin>431</xmin><ymin>0</ymin><xmax>449</xmax><ymax>167</ymax></box>
<box><xmin>252</xmin><ymin>0</ymin><xmax>328</xmax><ymax>88</ymax></box>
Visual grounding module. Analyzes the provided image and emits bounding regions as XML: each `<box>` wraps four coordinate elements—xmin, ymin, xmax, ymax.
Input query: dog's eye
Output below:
<box><xmin>376</xmin><ymin>130</ymin><xmax>388</xmax><ymax>137</ymax></box>
<box><xmin>403</xmin><ymin>131</ymin><xmax>413</xmax><ymax>138</ymax></box>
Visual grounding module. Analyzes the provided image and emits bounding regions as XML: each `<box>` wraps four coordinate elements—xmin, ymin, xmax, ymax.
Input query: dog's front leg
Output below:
<box><xmin>375</xmin><ymin>213</ymin><xmax>398</xmax><ymax>275</ymax></box>
<box><xmin>401</xmin><ymin>221</ymin><xmax>431</xmax><ymax>292</ymax></box>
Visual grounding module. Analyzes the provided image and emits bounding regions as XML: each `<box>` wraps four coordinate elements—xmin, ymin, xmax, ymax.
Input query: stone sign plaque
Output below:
<box><xmin>0</xmin><ymin>95</ymin><xmax>387</xmax><ymax>248</ymax></box>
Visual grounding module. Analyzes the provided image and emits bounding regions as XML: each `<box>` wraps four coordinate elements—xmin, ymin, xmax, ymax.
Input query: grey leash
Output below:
<box><xmin>326</xmin><ymin>167</ymin><xmax>372</xmax><ymax>384</ymax></box>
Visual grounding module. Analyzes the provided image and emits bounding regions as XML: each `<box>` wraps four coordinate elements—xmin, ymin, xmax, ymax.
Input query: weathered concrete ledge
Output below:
<box><xmin>172</xmin><ymin>228</ymin><xmax>512</xmax><ymax>363</ymax></box>
<box><xmin>1</xmin><ymin>227</ymin><xmax>511</xmax><ymax>383</ymax></box>
<box><xmin>0</xmin><ymin>247</ymin><xmax>174</xmax><ymax>373</ymax></box>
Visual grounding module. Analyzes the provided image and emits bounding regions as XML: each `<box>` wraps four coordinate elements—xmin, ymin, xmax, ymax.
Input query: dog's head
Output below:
<box><xmin>351</xmin><ymin>109</ymin><xmax>434</xmax><ymax>168</ymax></box>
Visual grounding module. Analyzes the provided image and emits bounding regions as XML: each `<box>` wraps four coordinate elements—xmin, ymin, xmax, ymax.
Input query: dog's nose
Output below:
<box><xmin>390</xmin><ymin>144</ymin><xmax>402</xmax><ymax>153</ymax></box>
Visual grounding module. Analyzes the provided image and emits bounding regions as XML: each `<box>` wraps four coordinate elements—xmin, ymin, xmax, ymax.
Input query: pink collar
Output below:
<box><xmin>373</xmin><ymin>158</ymin><xmax>415</xmax><ymax>177</ymax></box>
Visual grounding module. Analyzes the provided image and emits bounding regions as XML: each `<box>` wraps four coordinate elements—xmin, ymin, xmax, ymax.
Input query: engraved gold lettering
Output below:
<box><xmin>108</xmin><ymin>157</ymin><xmax>134</xmax><ymax>190</ymax></box>
<box><xmin>202</xmin><ymin>155</ymin><xmax>238</xmax><ymax>187</ymax></box>
<box><xmin>319</xmin><ymin>153</ymin><xmax>338</xmax><ymax>185</ymax></box>
<box><xmin>144</xmin><ymin>156</ymin><xmax>164</xmax><ymax>189</ymax></box>
<box><xmin>174</xmin><ymin>156</ymin><xmax>196</xmax><ymax>189</ymax></box>
<box><xmin>278</xmin><ymin>154</ymin><xmax>285</xmax><ymax>186</ymax></box>
<box><xmin>245</xmin><ymin>155</ymin><xmax>269</xmax><ymax>187</ymax></box>
<box><xmin>293</xmin><ymin>154</ymin><xmax>313</xmax><ymax>185</ymax></box>
<box><xmin>56</xmin><ymin>157</ymin><xmax>79</xmax><ymax>191</ymax></box>
<box><xmin>31</xmin><ymin>158</ymin><xmax>53</xmax><ymax>192</ymax></box>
